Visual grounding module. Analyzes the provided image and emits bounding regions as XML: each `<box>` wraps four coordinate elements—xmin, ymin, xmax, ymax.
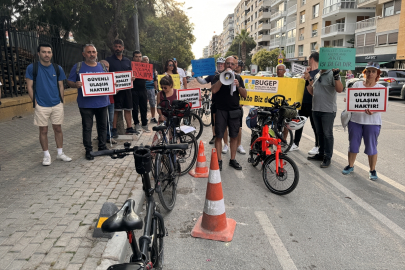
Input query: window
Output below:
<box><xmin>365</xmin><ymin>32</ymin><xmax>375</xmax><ymax>46</ymax></box>
<box><xmin>255</xmin><ymin>22</ymin><xmax>257</xmax><ymax>29</ymax></box>
<box><xmin>311</xmin><ymin>42</ymin><xmax>317</xmax><ymax>52</ymax></box>
<box><xmin>313</xmin><ymin>4</ymin><xmax>319</xmax><ymax>18</ymax></box>
<box><xmin>298</xmin><ymin>45</ymin><xmax>304</xmax><ymax>56</ymax></box>
<box><xmin>384</xmin><ymin>1</ymin><xmax>394</xmax><ymax>17</ymax></box>
<box><xmin>378</xmin><ymin>34</ymin><xmax>387</xmax><ymax>45</ymax></box>
<box><xmin>332</xmin><ymin>39</ymin><xmax>343</xmax><ymax>46</ymax></box>
<box><xmin>255</xmin><ymin>11</ymin><xmax>257</xmax><ymax>19</ymax></box>
<box><xmin>312</xmin><ymin>23</ymin><xmax>318</xmax><ymax>37</ymax></box>
<box><xmin>302</xmin><ymin>0</ymin><xmax>306</xmax><ymax>6</ymax></box>
<box><xmin>300</xmin><ymin>11</ymin><xmax>306</xmax><ymax>24</ymax></box>
<box><xmin>299</xmin><ymin>28</ymin><xmax>305</xmax><ymax>40</ymax></box>
<box><xmin>279</xmin><ymin>2</ymin><xmax>285</xmax><ymax>12</ymax></box>
<box><xmin>388</xmin><ymin>32</ymin><xmax>398</xmax><ymax>44</ymax></box>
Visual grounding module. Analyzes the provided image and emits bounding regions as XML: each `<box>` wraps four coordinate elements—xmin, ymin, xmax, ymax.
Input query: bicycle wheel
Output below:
<box><xmin>155</xmin><ymin>153</ymin><xmax>180</xmax><ymax>211</ymax></box>
<box><xmin>150</xmin><ymin>212</ymin><xmax>164</xmax><ymax>269</ymax></box>
<box><xmin>176</xmin><ymin>133</ymin><xmax>198</xmax><ymax>176</ymax></box>
<box><xmin>201</xmin><ymin>102</ymin><xmax>212</xmax><ymax>127</ymax></box>
<box><xmin>250</xmin><ymin>132</ymin><xmax>261</xmax><ymax>167</ymax></box>
<box><xmin>262</xmin><ymin>154</ymin><xmax>299</xmax><ymax>195</ymax></box>
<box><xmin>181</xmin><ymin>112</ymin><xmax>203</xmax><ymax>140</ymax></box>
<box><xmin>278</xmin><ymin>126</ymin><xmax>293</xmax><ymax>154</ymax></box>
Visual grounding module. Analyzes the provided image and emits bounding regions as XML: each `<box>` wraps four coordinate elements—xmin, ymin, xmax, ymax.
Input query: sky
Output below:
<box><xmin>182</xmin><ymin>0</ymin><xmax>238</xmax><ymax>59</ymax></box>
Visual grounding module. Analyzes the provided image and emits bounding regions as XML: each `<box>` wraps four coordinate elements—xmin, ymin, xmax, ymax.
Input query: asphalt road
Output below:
<box><xmin>152</xmin><ymin>94</ymin><xmax>405</xmax><ymax>270</ymax></box>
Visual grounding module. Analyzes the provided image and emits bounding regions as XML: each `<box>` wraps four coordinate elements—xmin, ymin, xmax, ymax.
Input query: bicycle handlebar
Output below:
<box><xmin>90</xmin><ymin>143</ymin><xmax>188</xmax><ymax>157</ymax></box>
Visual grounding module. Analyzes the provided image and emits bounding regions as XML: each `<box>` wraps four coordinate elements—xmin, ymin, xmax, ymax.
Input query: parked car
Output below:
<box><xmin>241</xmin><ymin>71</ymin><xmax>251</xmax><ymax>76</ymax></box>
<box><xmin>255</xmin><ymin>71</ymin><xmax>272</xmax><ymax>77</ymax></box>
<box><xmin>345</xmin><ymin>69</ymin><xmax>405</xmax><ymax>99</ymax></box>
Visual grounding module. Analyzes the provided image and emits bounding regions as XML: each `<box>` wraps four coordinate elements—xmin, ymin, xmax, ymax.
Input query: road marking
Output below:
<box><xmin>255</xmin><ymin>211</ymin><xmax>298</xmax><ymax>270</ymax></box>
<box><xmin>302</xmin><ymin>133</ymin><xmax>405</xmax><ymax>194</ymax></box>
<box><xmin>293</xmin><ymin>152</ymin><xmax>405</xmax><ymax>241</ymax></box>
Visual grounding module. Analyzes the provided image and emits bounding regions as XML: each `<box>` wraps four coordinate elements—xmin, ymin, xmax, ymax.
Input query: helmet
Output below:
<box><xmin>238</xmin><ymin>60</ymin><xmax>244</xmax><ymax>67</ymax></box>
<box><xmin>217</xmin><ymin>57</ymin><xmax>225</xmax><ymax>63</ymax></box>
<box><xmin>286</xmin><ymin>116</ymin><xmax>307</xmax><ymax>130</ymax></box>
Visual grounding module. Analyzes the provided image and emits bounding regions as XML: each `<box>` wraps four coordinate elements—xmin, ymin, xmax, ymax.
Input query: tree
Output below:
<box><xmin>234</xmin><ymin>29</ymin><xmax>255</xmax><ymax>64</ymax></box>
<box><xmin>225</xmin><ymin>36</ymin><xmax>255</xmax><ymax>69</ymax></box>
<box><xmin>252</xmin><ymin>48</ymin><xmax>285</xmax><ymax>71</ymax></box>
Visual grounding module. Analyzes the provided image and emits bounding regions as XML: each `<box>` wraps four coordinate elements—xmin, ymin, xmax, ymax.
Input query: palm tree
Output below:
<box><xmin>234</xmin><ymin>29</ymin><xmax>255</xmax><ymax>64</ymax></box>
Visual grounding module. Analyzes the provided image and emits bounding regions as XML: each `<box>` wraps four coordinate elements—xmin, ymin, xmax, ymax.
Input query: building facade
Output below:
<box><xmin>202</xmin><ymin>46</ymin><xmax>209</xmax><ymax>58</ymax></box>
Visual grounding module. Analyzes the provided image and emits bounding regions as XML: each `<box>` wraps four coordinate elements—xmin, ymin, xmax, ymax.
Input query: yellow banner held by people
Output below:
<box><xmin>240</xmin><ymin>76</ymin><xmax>305</xmax><ymax>108</ymax></box>
<box><xmin>158</xmin><ymin>74</ymin><xmax>181</xmax><ymax>90</ymax></box>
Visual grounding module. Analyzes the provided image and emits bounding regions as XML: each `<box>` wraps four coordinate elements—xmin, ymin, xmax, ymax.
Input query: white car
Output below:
<box><xmin>255</xmin><ymin>71</ymin><xmax>272</xmax><ymax>77</ymax></box>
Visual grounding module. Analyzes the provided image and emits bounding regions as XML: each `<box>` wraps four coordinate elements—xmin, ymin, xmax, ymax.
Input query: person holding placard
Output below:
<box><xmin>306</xmin><ymin>55</ymin><xmax>344</xmax><ymax>168</ymax></box>
<box><xmin>106</xmin><ymin>39</ymin><xmax>138</xmax><ymax>136</ymax></box>
<box><xmin>342</xmin><ymin>62</ymin><xmax>384</xmax><ymax>181</ymax></box>
<box><xmin>164</xmin><ymin>59</ymin><xmax>178</xmax><ymax>77</ymax></box>
<box><xmin>67</xmin><ymin>44</ymin><xmax>110</xmax><ymax>160</ymax></box>
<box><xmin>172</xmin><ymin>58</ymin><xmax>187</xmax><ymax>89</ymax></box>
<box><xmin>142</xmin><ymin>56</ymin><xmax>158</xmax><ymax>124</ymax></box>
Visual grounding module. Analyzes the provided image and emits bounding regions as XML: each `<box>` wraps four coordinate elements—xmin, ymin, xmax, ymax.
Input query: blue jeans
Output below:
<box><xmin>312</xmin><ymin>111</ymin><xmax>336</xmax><ymax>159</ymax></box>
<box><xmin>106</xmin><ymin>103</ymin><xmax>114</xmax><ymax>140</ymax></box>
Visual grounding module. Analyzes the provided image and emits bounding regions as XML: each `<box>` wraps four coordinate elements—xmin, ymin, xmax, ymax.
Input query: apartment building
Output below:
<box><xmin>398</xmin><ymin>0</ymin><xmax>405</xmax><ymax>68</ymax></box>
<box><xmin>246</xmin><ymin>0</ymin><xmax>273</xmax><ymax>54</ymax></box>
<box><xmin>223</xmin><ymin>14</ymin><xmax>235</xmax><ymax>55</ymax></box>
<box><xmin>208</xmin><ymin>35</ymin><xmax>219</xmax><ymax>56</ymax></box>
<box><xmin>355</xmin><ymin>0</ymin><xmax>402</xmax><ymax>70</ymax></box>
<box><xmin>234</xmin><ymin>0</ymin><xmax>248</xmax><ymax>38</ymax></box>
<box><xmin>202</xmin><ymin>46</ymin><xmax>209</xmax><ymax>58</ymax></box>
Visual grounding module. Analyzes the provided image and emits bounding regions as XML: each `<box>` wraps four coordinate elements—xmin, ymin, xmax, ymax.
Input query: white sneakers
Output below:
<box><xmin>237</xmin><ymin>145</ymin><xmax>246</xmax><ymax>154</ymax></box>
<box><xmin>43</xmin><ymin>153</ymin><xmax>72</xmax><ymax>166</ymax></box>
<box><xmin>57</xmin><ymin>153</ymin><xmax>72</xmax><ymax>162</ymax></box>
<box><xmin>290</xmin><ymin>143</ymin><xmax>299</xmax><ymax>151</ymax></box>
<box><xmin>222</xmin><ymin>144</ymin><xmax>229</xmax><ymax>154</ymax></box>
<box><xmin>308</xmin><ymin>146</ymin><xmax>319</xmax><ymax>155</ymax></box>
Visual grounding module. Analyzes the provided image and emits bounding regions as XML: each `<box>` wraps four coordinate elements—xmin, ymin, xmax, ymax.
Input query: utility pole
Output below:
<box><xmin>134</xmin><ymin>1</ymin><xmax>140</xmax><ymax>50</ymax></box>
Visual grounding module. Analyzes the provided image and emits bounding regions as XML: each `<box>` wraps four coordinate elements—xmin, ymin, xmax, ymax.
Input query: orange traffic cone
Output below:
<box><xmin>189</xmin><ymin>141</ymin><xmax>209</xmax><ymax>178</ymax></box>
<box><xmin>191</xmin><ymin>148</ymin><xmax>236</xmax><ymax>242</ymax></box>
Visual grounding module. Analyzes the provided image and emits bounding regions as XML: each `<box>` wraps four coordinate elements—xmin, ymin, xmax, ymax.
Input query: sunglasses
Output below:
<box><xmin>168</xmin><ymin>64</ymin><xmax>173</xmax><ymax>67</ymax></box>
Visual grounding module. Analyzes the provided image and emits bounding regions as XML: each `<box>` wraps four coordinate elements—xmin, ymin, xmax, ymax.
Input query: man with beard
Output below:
<box><xmin>67</xmin><ymin>44</ymin><xmax>110</xmax><ymax>160</ymax></box>
<box><xmin>106</xmin><ymin>39</ymin><xmax>137</xmax><ymax>136</ymax></box>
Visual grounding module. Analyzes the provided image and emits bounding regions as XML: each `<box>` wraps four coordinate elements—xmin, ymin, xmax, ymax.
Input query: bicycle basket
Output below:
<box><xmin>246</xmin><ymin>107</ymin><xmax>258</xmax><ymax>129</ymax></box>
<box><xmin>171</xmin><ymin>100</ymin><xmax>192</xmax><ymax>118</ymax></box>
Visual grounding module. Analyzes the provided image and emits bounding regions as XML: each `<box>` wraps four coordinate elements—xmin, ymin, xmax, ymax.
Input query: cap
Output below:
<box><xmin>173</xmin><ymin>58</ymin><xmax>177</xmax><ymax>61</ymax></box>
<box><xmin>365</xmin><ymin>62</ymin><xmax>380</xmax><ymax>70</ymax></box>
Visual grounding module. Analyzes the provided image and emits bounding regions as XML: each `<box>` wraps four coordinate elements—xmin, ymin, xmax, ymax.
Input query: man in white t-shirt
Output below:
<box><xmin>172</xmin><ymin>58</ymin><xmax>187</xmax><ymax>89</ymax></box>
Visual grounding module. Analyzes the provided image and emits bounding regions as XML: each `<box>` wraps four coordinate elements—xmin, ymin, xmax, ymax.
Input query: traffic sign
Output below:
<box><xmin>278</xmin><ymin>59</ymin><xmax>284</xmax><ymax>64</ymax></box>
<box><xmin>278</xmin><ymin>53</ymin><xmax>283</xmax><ymax>59</ymax></box>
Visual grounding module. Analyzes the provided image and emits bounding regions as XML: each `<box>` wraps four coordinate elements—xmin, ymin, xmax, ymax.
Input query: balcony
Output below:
<box><xmin>355</xmin><ymin>17</ymin><xmax>376</xmax><ymax>33</ymax></box>
<box><xmin>357</xmin><ymin>0</ymin><xmax>377</xmax><ymax>8</ymax></box>
<box><xmin>270</xmin><ymin>0</ymin><xmax>283</xmax><ymax>7</ymax></box>
<box><xmin>355</xmin><ymin>45</ymin><xmax>374</xmax><ymax>55</ymax></box>
<box><xmin>259</xmin><ymin>11</ymin><xmax>271</xmax><ymax>20</ymax></box>
<box><xmin>322</xmin><ymin>1</ymin><xmax>372</xmax><ymax>19</ymax></box>
<box><xmin>321</xmin><ymin>23</ymin><xmax>356</xmax><ymax>38</ymax></box>
<box><xmin>257</xmin><ymin>34</ymin><xmax>271</xmax><ymax>42</ymax></box>
<box><xmin>287</xmin><ymin>36</ymin><xmax>296</xmax><ymax>44</ymax></box>
<box><xmin>258</xmin><ymin>22</ymin><xmax>272</xmax><ymax>30</ymax></box>
<box><xmin>287</xmin><ymin>21</ymin><xmax>296</xmax><ymax>30</ymax></box>
<box><xmin>270</xmin><ymin>25</ymin><xmax>286</xmax><ymax>35</ymax></box>
<box><xmin>287</xmin><ymin>4</ymin><xmax>297</xmax><ymax>16</ymax></box>
<box><xmin>271</xmin><ymin>11</ymin><xmax>287</xmax><ymax>21</ymax></box>
<box><xmin>269</xmin><ymin>38</ymin><xmax>286</xmax><ymax>48</ymax></box>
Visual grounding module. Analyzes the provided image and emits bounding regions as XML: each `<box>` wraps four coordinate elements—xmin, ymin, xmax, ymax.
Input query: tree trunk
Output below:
<box><xmin>242</xmin><ymin>42</ymin><xmax>247</xmax><ymax>64</ymax></box>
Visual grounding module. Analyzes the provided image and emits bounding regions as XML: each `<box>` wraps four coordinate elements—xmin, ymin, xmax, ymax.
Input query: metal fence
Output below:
<box><xmin>0</xmin><ymin>16</ymin><xmax>162</xmax><ymax>98</ymax></box>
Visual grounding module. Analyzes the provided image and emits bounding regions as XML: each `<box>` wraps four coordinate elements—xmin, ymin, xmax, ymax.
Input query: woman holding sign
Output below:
<box><xmin>342</xmin><ymin>62</ymin><xmax>384</xmax><ymax>181</ymax></box>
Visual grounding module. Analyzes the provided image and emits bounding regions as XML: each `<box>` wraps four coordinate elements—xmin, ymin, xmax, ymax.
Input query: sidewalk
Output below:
<box><xmin>0</xmin><ymin>101</ymin><xmax>155</xmax><ymax>269</ymax></box>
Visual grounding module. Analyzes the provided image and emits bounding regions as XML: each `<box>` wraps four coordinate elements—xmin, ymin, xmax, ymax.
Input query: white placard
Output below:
<box><xmin>177</xmin><ymin>88</ymin><xmax>201</xmax><ymax>109</ymax></box>
<box><xmin>80</xmin><ymin>73</ymin><xmax>116</xmax><ymax>97</ymax></box>
<box><xmin>114</xmin><ymin>71</ymin><xmax>133</xmax><ymax>90</ymax></box>
<box><xmin>291</xmin><ymin>62</ymin><xmax>307</xmax><ymax>74</ymax></box>
<box><xmin>347</xmin><ymin>87</ymin><xmax>388</xmax><ymax>112</ymax></box>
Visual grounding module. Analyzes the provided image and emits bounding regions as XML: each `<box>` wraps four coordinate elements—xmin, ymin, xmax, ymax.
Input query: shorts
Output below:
<box><xmin>348</xmin><ymin>121</ymin><xmax>380</xmax><ymax>156</ymax></box>
<box><xmin>239</xmin><ymin>106</ymin><xmax>244</xmax><ymax>127</ymax></box>
<box><xmin>146</xmin><ymin>88</ymin><xmax>156</xmax><ymax>107</ymax></box>
<box><xmin>215</xmin><ymin>109</ymin><xmax>241</xmax><ymax>139</ymax></box>
<box><xmin>211</xmin><ymin>103</ymin><xmax>217</xmax><ymax>127</ymax></box>
<box><xmin>114</xmin><ymin>89</ymin><xmax>133</xmax><ymax>111</ymax></box>
<box><xmin>34</xmin><ymin>103</ymin><xmax>64</xmax><ymax>126</ymax></box>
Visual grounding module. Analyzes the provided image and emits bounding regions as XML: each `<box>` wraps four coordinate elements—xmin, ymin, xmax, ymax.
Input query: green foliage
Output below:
<box><xmin>252</xmin><ymin>48</ymin><xmax>285</xmax><ymax>71</ymax></box>
<box><xmin>234</xmin><ymin>29</ymin><xmax>256</xmax><ymax>64</ymax></box>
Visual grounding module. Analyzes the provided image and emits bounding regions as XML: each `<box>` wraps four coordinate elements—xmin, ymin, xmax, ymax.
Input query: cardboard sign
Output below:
<box><xmin>80</xmin><ymin>73</ymin><xmax>115</xmax><ymax>97</ymax></box>
<box><xmin>347</xmin><ymin>87</ymin><xmax>388</xmax><ymax>112</ymax></box>
<box><xmin>191</xmin><ymin>58</ymin><xmax>216</xmax><ymax>77</ymax></box>
<box><xmin>114</xmin><ymin>71</ymin><xmax>133</xmax><ymax>91</ymax></box>
<box><xmin>158</xmin><ymin>74</ymin><xmax>181</xmax><ymax>90</ymax></box>
<box><xmin>291</xmin><ymin>63</ymin><xmax>306</xmax><ymax>74</ymax></box>
<box><xmin>177</xmin><ymin>88</ymin><xmax>201</xmax><ymax>109</ymax></box>
<box><xmin>319</xmin><ymin>47</ymin><xmax>356</xmax><ymax>70</ymax></box>
<box><xmin>132</xmin><ymin>62</ymin><xmax>153</xmax><ymax>80</ymax></box>
<box><xmin>240</xmin><ymin>76</ymin><xmax>305</xmax><ymax>108</ymax></box>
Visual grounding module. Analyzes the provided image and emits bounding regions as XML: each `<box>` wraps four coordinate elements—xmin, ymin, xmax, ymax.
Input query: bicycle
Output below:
<box><xmin>180</xmin><ymin>111</ymin><xmax>203</xmax><ymax>140</ymax></box>
<box><xmin>153</xmin><ymin>100</ymin><xmax>198</xmax><ymax>177</ymax></box>
<box><xmin>197</xmin><ymin>88</ymin><xmax>212</xmax><ymax>127</ymax></box>
<box><xmin>248</xmin><ymin>95</ymin><xmax>300</xmax><ymax>195</ymax></box>
<box><xmin>90</xmin><ymin>142</ymin><xmax>189</xmax><ymax>269</ymax></box>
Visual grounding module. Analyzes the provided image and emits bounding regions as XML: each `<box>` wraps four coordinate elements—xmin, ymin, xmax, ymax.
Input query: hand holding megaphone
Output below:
<box><xmin>220</xmin><ymin>69</ymin><xmax>235</xmax><ymax>85</ymax></box>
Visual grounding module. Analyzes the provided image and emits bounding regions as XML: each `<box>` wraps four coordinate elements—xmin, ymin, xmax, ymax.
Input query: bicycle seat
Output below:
<box><xmin>152</xmin><ymin>126</ymin><xmax>167</xmax><ymax>132</ymax></box>
<box><xmin>102</xmin><ymin>199</ymin><xmax>143</xmax><ymax>233</ymax></box>
<box><xmin>107</xmin><ymin>262</ymin><xmax>145</xmax><ymax>270</ymax></box>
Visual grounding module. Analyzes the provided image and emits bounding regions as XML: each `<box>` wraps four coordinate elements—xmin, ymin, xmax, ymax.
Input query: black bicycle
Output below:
<box><xmin>91</xmin><ymin>142</ymin><xmax>188</xmax><ymax>269</ymax></box>
<box><xmin>197</xmin><ymin>88</ymin><xmax>212</xmax><ymax>127</ymax></box>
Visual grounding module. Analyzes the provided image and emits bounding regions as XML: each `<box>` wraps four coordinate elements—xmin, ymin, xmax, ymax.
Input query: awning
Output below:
<box><xmin>355</xmin><ymin>61</ymin><xmax>389</xmax><ymax>67</ymax></box>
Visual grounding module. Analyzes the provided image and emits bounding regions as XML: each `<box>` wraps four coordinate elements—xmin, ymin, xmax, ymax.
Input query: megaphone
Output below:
<box><xmin>220</xmin><ymin>71</ymin><xmax>235</xmax><ymax>85</ymax></box>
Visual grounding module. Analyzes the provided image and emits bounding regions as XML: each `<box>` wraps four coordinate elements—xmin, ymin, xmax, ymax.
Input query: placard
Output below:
<box><xmin>114</xmin><ymin>71</ymin><xmax>133</xmax><ymax>90</ymax></box>
<box><xmin>132</xmin><ymin>62</ymin><xmax>153</xmax><ymax>80</ymax></box>
<box><xmin>191</xmin><ymin>58</ymin><xmax>216</xmax><ymax>77</ymax></box>
<box><xmin>347</xmin><ymin>87</ymin><xmax>388</xmax><ymax>112</ymax></box>
<box><xmin>177</xmin><ymin>88</ymin><xmax>201</xmax><ymax>109</ymax></box>
<box><xmin>158</xmin><ymin>74</ymin><xmax>181</xmax><ymax>90</ymax></box>
<box><xmin>291</xmin><ymin>62</ymin><xmax>306</xmax><ymax>74</ymax></box>
<box><xmin>80</xmin><ymin>73</ymin><xmax>115</xmax><ymax>97</ymax></box>
<box><xmin>319</xmin><ymin>47</ymin><xmax>356</xmax><ymax>70</ymax></box>
<box><xmin>240</xmin><ymin>76</ymin><xmax>305</xmax><ymax>108</ymax></box>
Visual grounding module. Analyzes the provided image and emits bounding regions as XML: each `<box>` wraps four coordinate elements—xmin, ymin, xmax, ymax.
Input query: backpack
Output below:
<box><xmin>75</xmin><ymin>61</ymin><xmax>108</xmax><ymax>74</ymax></box>
<box><xmin>246</xmin><ymin>107</ymin><xmax>258</xmax><ymax>129</ymax></box>
<box><xmin>32</xmin><ymin>62</ymin><xmax>63</xmax><ymax>108</ymax></box>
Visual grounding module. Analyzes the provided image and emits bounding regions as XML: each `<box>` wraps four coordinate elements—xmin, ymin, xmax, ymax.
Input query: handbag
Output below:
<box><xmin>229</xmin><ymin>108</ymin><xmax>242</xmax><ymax>119</ymax></box>
<box><xmin>341</xmin><ymin>110</ymin><xmax>351</xmax><ymax>131</ymax></box>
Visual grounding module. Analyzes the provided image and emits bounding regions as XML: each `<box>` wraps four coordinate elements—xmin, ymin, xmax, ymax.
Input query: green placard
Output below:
<box><xmin>319</xmin><ymin>47</ymin><xmax>356</xmax><ymax>70</ymax></box>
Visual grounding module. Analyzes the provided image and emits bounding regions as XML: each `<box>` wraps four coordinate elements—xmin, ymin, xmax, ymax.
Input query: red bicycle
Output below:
<box><xmin>248</xmin><ymin>96</ymin><xmax>300</xmax><ymax>195</ymax></box>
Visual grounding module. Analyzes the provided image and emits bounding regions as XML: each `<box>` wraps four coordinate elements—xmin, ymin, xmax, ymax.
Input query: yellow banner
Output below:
<box><xmin>240</xmin><ymin>76</ymin><xmax>305</xmax><ymax>108</ymax></box>
<box><xmin>158</xmin><ymin>74</ymin><xmax>181</xmax><ymax>90</ymax></box>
